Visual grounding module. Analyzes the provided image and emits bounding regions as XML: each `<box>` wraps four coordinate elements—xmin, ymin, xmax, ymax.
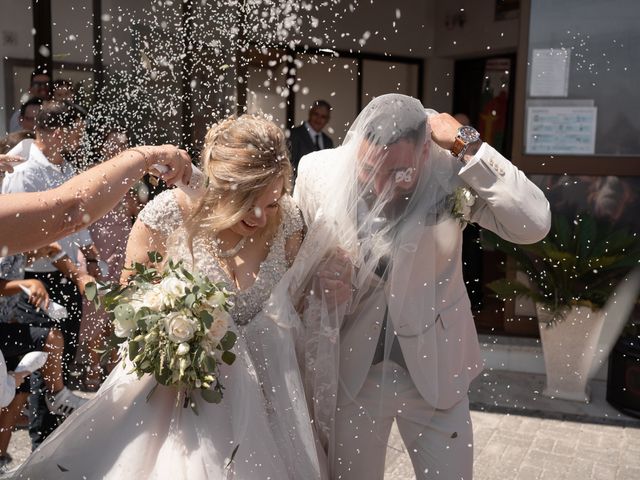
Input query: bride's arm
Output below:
<box><xmin>120</xmin><ymin>189</ymin><xmax>192</xmax><ymax>284</ymax></box>
<box><xmin>120</xmin><ymin>220</ymin><xmax>167</xmax><ymax>284</ymax></box>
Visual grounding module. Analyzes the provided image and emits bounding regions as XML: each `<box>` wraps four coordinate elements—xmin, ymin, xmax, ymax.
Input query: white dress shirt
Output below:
<box><xmin>0</xmin><ymin>349</ymin><xmax>16</xmax><ymax>408</ymax></box>
<box><xmin>1</xmin><ymin>139</ymin><xmax>93</xmax><ymax>271</ymax></box>
<box><xmin>304</xmin><ymin>121</ymin><xmax>325</xmax><ymax>150</ymax></box>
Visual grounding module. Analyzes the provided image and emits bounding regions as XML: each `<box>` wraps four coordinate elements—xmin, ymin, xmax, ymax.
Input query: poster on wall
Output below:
<box><xmin>526</xmin><ymin>105</ymin><xmax>597</xmax><ymax>154</ymax></box>
<box><xmin>477</xmin><ymin>57</ymin><xmax>511</xmax><ymax>153</ymax></box>
<box><xmin>530</xmin><ymin>48</ymin><xmax>571</xmax><ymax>97</ymax></box>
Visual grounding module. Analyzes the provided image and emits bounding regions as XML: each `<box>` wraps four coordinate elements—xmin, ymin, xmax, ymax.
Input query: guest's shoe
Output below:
<box><xmin>0</xmin><ymin>453</ymin><xmax>12</xmax><ymax>468</ymax></box>
<box><xmin>45</xmin><ymin>387</ymin><xmax>88</xmax><ymax>416</ymax></box>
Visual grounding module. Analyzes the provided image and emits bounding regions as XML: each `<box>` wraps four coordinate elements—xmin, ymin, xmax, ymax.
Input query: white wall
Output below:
<box><xmin>0</xmin><ymin>0</ymin><xmax>520</xmax><ymax>132</ymax></box>
<box><xmin>434</xmin><ymin>0</ymin><xmax>519</xmax><ymax>58</ymax></box>
<box><xmin>316</xmin><ymin>0</ymin><xmax>434</xmax><ymax>58</ymax></box>
<box><xmin>0</xmin><ymin>0</ymin><xmax>33</xmax><ymax>132</ymax></box>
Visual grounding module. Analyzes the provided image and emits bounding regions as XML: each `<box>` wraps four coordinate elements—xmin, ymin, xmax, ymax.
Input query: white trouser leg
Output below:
<box><xmin>396</xmin><ymin>395</ymin><xmax>473</xmax><ymax>480</ymax></box>
<box><xmin>333</xmin><ymin>362</ymin><xmax>474</xmax><ymax>480</ymax></box>
<box><xmin>333</xmin><ymin>396</ymin><xmax>393</xmax><ymax>480</ymax></box>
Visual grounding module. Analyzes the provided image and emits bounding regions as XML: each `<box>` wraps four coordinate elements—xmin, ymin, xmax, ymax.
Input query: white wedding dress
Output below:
<box><xmin>10</xmin><ymin>192</ymin><xmax>326</xmax><ymax>480</ymax></box>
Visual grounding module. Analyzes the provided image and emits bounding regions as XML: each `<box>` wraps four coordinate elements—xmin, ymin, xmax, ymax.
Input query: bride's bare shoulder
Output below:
<box><xmin>172</xmin><ymin>188</ymin><xmax>193</xmax><ymax>216</ymax></box>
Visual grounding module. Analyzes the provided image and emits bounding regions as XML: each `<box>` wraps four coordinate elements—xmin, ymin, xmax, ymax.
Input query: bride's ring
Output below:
<box><xmin>334</xmin><ymin>271</ymin><xmax>341</xmax><ymax>277</ymax></box>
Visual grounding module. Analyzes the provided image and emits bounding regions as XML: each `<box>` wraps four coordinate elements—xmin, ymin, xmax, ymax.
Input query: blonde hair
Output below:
<box><xmin>182</xmin><ymin>114</ymin><xmax>292</xmax><ymax>245</ymax></box>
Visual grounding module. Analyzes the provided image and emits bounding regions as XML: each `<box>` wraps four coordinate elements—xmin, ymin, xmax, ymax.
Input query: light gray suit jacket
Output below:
<box><xmin>294</xmin><ymin>143</ymin><xmax>551</xmax><ymax>409</ymax></box>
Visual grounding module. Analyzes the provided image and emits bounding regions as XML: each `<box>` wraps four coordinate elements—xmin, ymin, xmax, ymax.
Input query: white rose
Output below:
<box><xmin>113</xmin><ymin>315</ymin><xmax>136</xmax><ymax>338</ymax></box>
<box><xmin>129</xmin><ymin>298</ymin><xmax>145</xmax><ymax>312</ymax></box>
<box><xmin>208</xmin><ymin>309</ymin><xmax>231</xmax><ymax>342</ymax></box>
<box><xmin>454</xmin><ymin>187</ymin><xmax>475</xmax><ymax>222</ymax></box>
<box><xmin>142</xmin><ymin>286</ymin><xmax>165</xmax><ymax>311</ymax></box>
<box><xmin>176</xmin><ymin>342</ymin><xmax>190</xmax><ymax>356</ymax></box>
<box><xmin>206</xmin><ymin>290</ymin><xmax>227</xmax><ymax>308</ymax></box>
<box><xmin>160</xmin><ymin>276</ymin><xmax>187</xmax><ymax>300</ymax></box>
<box><xmin>164</xmin><ymin>312</ymin><xmax>198</xmax><ymax>343</ymax></box>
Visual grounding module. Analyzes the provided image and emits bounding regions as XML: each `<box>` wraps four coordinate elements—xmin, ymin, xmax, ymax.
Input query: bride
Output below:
<box><xmin>10</xmin><ymin>115</ymin><xmax>332</xmax><ymax>479</ymax></box>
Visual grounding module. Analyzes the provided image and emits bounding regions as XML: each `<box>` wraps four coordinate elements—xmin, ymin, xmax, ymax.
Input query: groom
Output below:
<box><xmin>294</xmin><ymin>94</ymin><xmax>551</xmax><ymax>479</ymax></box>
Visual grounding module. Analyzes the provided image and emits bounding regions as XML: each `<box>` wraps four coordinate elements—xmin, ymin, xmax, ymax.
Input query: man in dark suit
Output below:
<box><xmin>289</xmin><ymin>100</ymin><xmax>334</xmax><ymax>173</ymax></box>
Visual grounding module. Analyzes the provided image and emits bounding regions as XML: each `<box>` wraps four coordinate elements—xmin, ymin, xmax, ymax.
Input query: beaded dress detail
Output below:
<box><xmin>172</xmin><ymin>194</ymin><xmax>303</xmax><ymax>325</ymax></box>
<box><xmin>137</xmin><ymin>189</ymin><xmax>183</xmax><ymax>236</ymax></box>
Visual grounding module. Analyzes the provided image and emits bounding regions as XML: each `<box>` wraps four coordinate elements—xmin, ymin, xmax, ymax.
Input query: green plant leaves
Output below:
<box><xmin>201</xmin><ymin>388</ymin><xmax>223</xmax><ymax>404</ymax></box>
<box><xmin>221</xmin><ymin>351</ymin><xmax>236</xmax><ymax>365</ymax></box>
<box><xmin>220</xmin><ymin>331</ymin><xmax>237</xmax><ymax>351</ymax></box>
<box><xmin>484</xmin><ymin>212</ymin><xmax>640</xmax><ymax>319</ymax></box>
<box><xmin>148</xmin><ymin>251</ymin><xmax>163</xmax><ymax>263</ymax></box>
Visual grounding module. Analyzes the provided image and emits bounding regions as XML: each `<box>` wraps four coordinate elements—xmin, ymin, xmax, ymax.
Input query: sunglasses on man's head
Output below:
<box><xmin>32</xmin><ymin>81</ymin><xmax>49</xmax><ymax>87</ymax></box>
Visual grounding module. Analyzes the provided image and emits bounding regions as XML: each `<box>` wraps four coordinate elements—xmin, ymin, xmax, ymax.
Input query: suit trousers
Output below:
<box><xmin>334</xmin><ymin>362</ymin><xmax>473</xmax><ymax>480</ymax></box>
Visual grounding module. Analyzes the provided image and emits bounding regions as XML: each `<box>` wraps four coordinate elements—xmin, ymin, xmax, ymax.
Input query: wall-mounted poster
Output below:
<box><xmin>526</xmin><ymin>105</ymin><xmax>597</xmax><ymax>154</ymax></box>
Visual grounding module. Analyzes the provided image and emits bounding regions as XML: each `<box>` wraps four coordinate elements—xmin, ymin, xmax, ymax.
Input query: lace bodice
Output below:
<box><xmin>138</xmin><ymin>189</ymin><xmax>183</xmax><ymax>235</ymax></box>
<box><xmin>166</xmin><ymin>194</ymin><xmax>303</xmax><ymax>325</ymax></box>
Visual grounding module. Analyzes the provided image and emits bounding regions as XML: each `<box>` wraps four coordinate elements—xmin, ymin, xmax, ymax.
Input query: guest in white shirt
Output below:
<box><xmin>1</xmin><ymin>100</ymin><xmax>98</xmax><ymax>447</ymax></box>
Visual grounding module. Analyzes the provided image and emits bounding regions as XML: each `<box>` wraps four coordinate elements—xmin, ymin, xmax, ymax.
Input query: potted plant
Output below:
<box><xmin>607</xmin><ymin>311</ymin><xmax>640</xmax><ymax>418</ymax></box>
<box><xmin>485</xmin><ymin>213</ymin><xmax>640</xmax><ymax>402</ymax></box>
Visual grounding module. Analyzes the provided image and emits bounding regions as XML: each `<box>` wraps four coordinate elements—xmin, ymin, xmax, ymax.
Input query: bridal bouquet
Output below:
<box><xmin>86</xmin><ymin>252</ymin><xmax>236</xmax><ymax>406</ymax></box>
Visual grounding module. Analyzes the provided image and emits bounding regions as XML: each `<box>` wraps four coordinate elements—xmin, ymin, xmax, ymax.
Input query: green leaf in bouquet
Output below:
<box><xmin>155</xmin><ymin>368</ymin><xmax>172</xmax><ymax>386</ymax></box>
<box><xmin>143</xmin><ymin>313</ymin><xmax>163</xmax><ymax>327</ymax></box>
<box><xmin>148</xmin><ymin>251</ymin><xmax>163</xmax><ymax>264</ymax></box>
<box><xmin>114</xmin><ymin>303</ymin><xmax>135</xmax><ymax>323</ymax></box>
<box><xmin>180</xmin><ymin>267</ymin><xmax>195</xmax><ymax>282</ymax></box>
<box><xmin>134</xmin><ymin>306</ymin><xmax>151</xmax><ymax>324</ymax></box>
<box><xmin>85</xmin><ymin>282</ymin><xmax>98</xmax><ymax>302</ymax></box>
<box><xmin>220</xmin><ymin>331</ymin><xmax>237</xmax><ymax>351</ymax></box>
<box><xmin>221</xmin><ymin>351</ymin><xmax>236</xmax><ymax>366</ymax></box>
<box><xmin>129</xmin><ymin>340</ymin><xmax>140</xmax><ymax>360</ymax></box>
<box><xmin>199</xmin><ymin>309</ymin><xmax>213</xmax><ymax>329</ymax></box>
<box><xmin>204</xmin><ymin>355</ymin><xmax>217</xmax><ymax>373</ymax></box>
<box><xmin>185</xmin><ymin>293</ymin><xmax>196</xmax><ymax>309</ymax></box>
<box><xmin>107</xmin><ymin>332</ymin><xmax>127</xmax><ymax>347</ymax></box>
<box><xmin>134</xmin><ymin>262</ymin><xmax>146</xmax><ymax>274</ymax></box>
<box><xmin>201</xmin><ymin>388</ymin><xmax>223</xmax><ymax>404</ymax></box>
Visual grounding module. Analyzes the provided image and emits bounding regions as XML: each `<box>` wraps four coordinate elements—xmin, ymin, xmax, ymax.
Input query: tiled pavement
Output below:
<box><xmin>4</xmin><ymin>371</ymin><xmax>640</xmax><ymax>479</ymax></box>
<box><xmin>384</xmin><ymin>410</ymin><xmax>640</xmax><ymax>480</ymax></box>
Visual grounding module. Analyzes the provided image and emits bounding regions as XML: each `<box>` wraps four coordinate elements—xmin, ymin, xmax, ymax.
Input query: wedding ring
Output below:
<box><xmin>334</xmin><ymin>271</ymin><xmax>341</xmax><ymax>277</ymax></box>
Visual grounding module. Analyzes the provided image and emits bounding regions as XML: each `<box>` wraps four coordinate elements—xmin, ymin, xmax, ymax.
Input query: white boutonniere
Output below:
<box><xmin>450</xmin><ymin>186</ymin><xmax>475</xmax><ymax>226</ymax></box>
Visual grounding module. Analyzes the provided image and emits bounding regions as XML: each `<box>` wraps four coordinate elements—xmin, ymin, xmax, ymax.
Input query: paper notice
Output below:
<box><xmin>530</xmin><ymin>48</ymin><xmax>571</xmax><ymax>97</ymax></box>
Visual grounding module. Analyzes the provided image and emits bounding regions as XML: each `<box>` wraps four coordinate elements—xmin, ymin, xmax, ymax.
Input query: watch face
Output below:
<box><xmin>458</xmin><ymin>126</ymin><xmax>480</xmax><ymax>143</ymax></box>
